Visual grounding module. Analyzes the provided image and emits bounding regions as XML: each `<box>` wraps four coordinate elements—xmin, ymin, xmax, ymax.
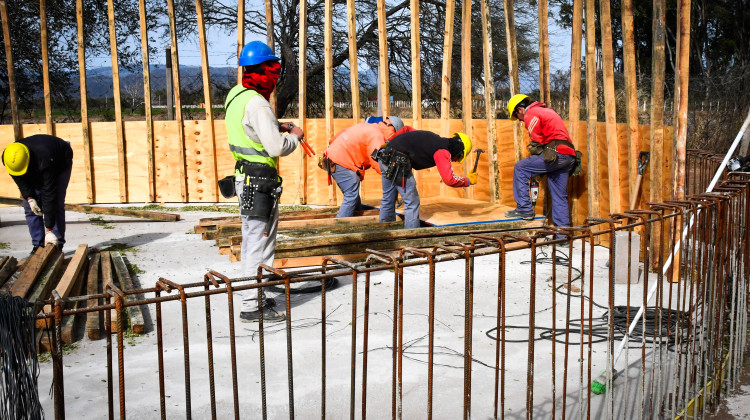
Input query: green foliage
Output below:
<box><xmin>89</xmin><ymin>216</ymin><xmax>114</xmax><ymax>229</ymax></box>
<box><xmin>102</xmin><ymin>242</ymin><xmax>138</xmax><ymax>253</ymax></box>
<box><xmin>0</xmin><ymin>242</ymin><xmax>9</xmax><ymax>250</ymax></box>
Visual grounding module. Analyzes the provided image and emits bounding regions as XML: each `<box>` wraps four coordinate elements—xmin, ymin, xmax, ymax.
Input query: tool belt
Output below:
<box><xmin>235</xmin><ymin>160</ymin><xmax>283</xmax><ymax>220</ymax></box>
<box><xmin>527</xmin><ymin>140</ymin><xmax>584</xmax><ymax>177</ymax></box>
<box><xmin>374</xmin><ymin>145</ymin><xmax>412</xmax><ymax>187</ymax></box>
<box><xmin>317</xmin><ymin>155</ymin><xmax>336</xmax><ymax>174</ymax></box>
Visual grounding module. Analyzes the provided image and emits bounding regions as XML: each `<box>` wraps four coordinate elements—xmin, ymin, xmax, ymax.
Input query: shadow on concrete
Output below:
<box><xmin>91</xmin><ymin>232</ymin><xmax>171</xmax><ymax>252</ymax></box>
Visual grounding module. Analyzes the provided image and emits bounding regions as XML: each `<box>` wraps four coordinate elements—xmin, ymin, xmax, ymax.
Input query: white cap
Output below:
<box><xmin>387</xmin><ymin>116</ymin><xmax>404</xmax><ymax>132</ymax></box>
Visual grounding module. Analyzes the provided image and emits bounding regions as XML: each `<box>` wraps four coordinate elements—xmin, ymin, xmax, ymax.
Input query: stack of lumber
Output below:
<box><xmin>0</xmin><ymin>245</ymin><xmax>147</xmax><ymax>352</ymax></box>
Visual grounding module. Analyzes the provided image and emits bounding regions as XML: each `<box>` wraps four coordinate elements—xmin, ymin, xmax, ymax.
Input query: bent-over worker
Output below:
<box><xmin>377</xmin><ymin>131</ymin><xmax>476</xmax><ymax>228</ymax></box>
<box><xmin>2</xmin><ymin>135</ymin><xmax>73</xmax><ymax>256</ymax></box>
<box><xmin>225</xmin><ymin>41</ymin><xmax>302</xmax><ymax>322</ymax></box>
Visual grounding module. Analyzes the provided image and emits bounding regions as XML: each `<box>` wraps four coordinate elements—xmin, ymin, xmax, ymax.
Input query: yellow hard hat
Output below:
<box><xmin>3</xmin><ymin>142</ymin><xmax>30</xmax><ymax>176</ymax></box>
<box><xmin>508</xmin><ymin>94</ymin><xmax>529</xmax><ymax>121</ymax></box>
<box><xmin>454</xmin><ymin>132</ymin><xmax>472</xmax><ymax>163</ymax></box>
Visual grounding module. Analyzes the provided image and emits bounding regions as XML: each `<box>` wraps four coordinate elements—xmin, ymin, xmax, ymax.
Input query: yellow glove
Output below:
<box><xmin>467</xmin><ymin>171</ymin><xmax>478</xmax><ymax>185</ymax></box>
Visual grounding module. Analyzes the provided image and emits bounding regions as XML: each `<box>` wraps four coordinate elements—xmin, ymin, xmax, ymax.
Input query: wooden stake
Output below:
<box><xmin>621</xmin><ymin>0</ymin><xmax>641</xmax><ymax>207</ymax></box>
<box><xmin>325</xmin><ymin>0</ymin><xmax>335</xmax><ymax>206</ymax></box>
<box><xmin>0</xmin><ymin>1</ymin><xmax>20</xmax><ymax>140</ymax></box>
<box><xmin>265</xmin><ymin>0</ymin><xmax>276</xmax><ymax>112</ymax></box>
<box><xmin>377</xmin><ymin>0</ymin><xmax>390</xmax><ymax>117</ymax></box>
<box><xmin>462</xmin><ymin>0</ymin><xmax>472</xmax><ymax>199</ymax></box>
<box><xmin>599</xmin><ymin>0</ymin><xmax>621</xmax><ymax>213</ymax></box>
<box><xmin>650</xmin><ymin>0</ymin><xmax>666</xmax><ymax>205</ymax></box>
<box><xmin>440</xmin><ymin>0</ymin><xmax>456</xmax><ymax>197</ymax></box>
<box><xmin>76</xmin><ymin>0</ymin><xmax>94</xmax><ymax>203</ymax></box>
<box><xmin>568</xmin><ymin>0</ymin><xmax>583</xmax><ymax>220</ymax></box>
<box><xmin>297</xmin><ymin>0</ymin><xmax>308</xmax><ymax>204</ymax></box>
<box><xmin>107</xmin><ymin>0</ymin><xmax>128</xmax><ymax>203</ymax></box>
<box><xmin>503</xmin><ymin>0</ymin><xmax>524</xmax><ymax>163</ymax></box>
<box><xmin>166</xmin><ymin>0</ymin><xmax>188</xmax><ymax>201</ymax></box>
<box><xmin>410</xmin><ymin>0</ymin><xmax>421</xmax><ymax>129</ymax></box>
<box><xmin>138</xmin><ymin>0</ymin><xmax>155</xmax><ymax>202</ymax></box>
<box><xmin>86</xmin><ymin>253</ymin><xmax>102</xmax><ymax>340</ymax></box>
<box><xmin>40</xmin><ymin>0</ymin><xmax>54</xmax><ymax>135</ymax></box>
<box><xmin>585</xmin><ymin>0</ymin><xmax>600</xmax><ymax>217</ymax></box>
<box><xmin>673</xmin><ymin>0</ymin><xmax>691</xmax><ymax>200</ymax></box>
<box><xmin>195</xmin><ymin>0</ymin><xmax>219</xmax><ymax>201</ymax></box>
<box><xmin>236</xmin><ymin>0</ymin><xmax>244</xmax><ymax>84</ymax></box>
<box><xmin>347</xmin><ymin>0</ymin><xmax>361</xmax><ymax>122</ymax></box>
<box><xmin>481</xmin><ymin>0</ymin><xmax>499</xmax><ymax>204</ymax></box>
<box><xmin>537</xmin><ymin>0</ymin><xmax>550</xmax><ymax>103</ymax></box>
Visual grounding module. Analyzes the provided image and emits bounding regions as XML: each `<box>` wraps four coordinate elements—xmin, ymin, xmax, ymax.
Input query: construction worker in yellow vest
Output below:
<box><xmin>224</xmin><ymin>41</ymin><xmax>303</xmax><ymax>322</ymax></box>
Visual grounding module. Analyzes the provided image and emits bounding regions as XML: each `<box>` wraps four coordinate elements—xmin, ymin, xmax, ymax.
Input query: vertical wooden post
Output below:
<box><xmin>40</xmin><ymin>0</ymin><xmax>53</xmax><ymax>135</ymax></box>
<box><xmin>167</xmin><ymin>0</ymin><xmax>188</xmax><ymax>201</ymax></box>
<box><xmin>325</xmin><ymin>0</ymin><xmax>335</xmax><ymax>205</ymax></box>
<box><xmin>503</xmin><ymin>0</ymin><xmax>524</xmax><ymax>163</ymax></box>
<box><xmin>0</xmin><ymin>1</ymin><xmax>20</xmax><ymax>140</ymax></box>
<box><xmin>75</xmin><ymin>0</ymin><xmax>94</xmax><ymax>203</ymax></box>
<box><xmin>650</xmin><ymin>0</ymin><xmax>666</xmax><ymax>206</ymax></box>
<box><xmin>621</xmin><ymin>0</ymin><xmax>641</xmax><ymax>207</ymax></box>
<box><xmin>377</xmin><ymin>0</ymin><xmax>390</xmax><ymax>117</ymax></box>
<box><xmin>568</xmin><ymin>0</ymin><xmax>583</xmax><ymax>220</ymax></box>
<box><xmin>410</xmin><ymin>0</ymin><xmax>421</xmax><ymax>129</ymax></box>
<box><xmin>481</xmin><ymin>0</ymin><xmax>499</xmax><ymax>204</ymax></box>
<box><xmin>673</xmin><ymin>0</ymin><xmax>691</xmax><ymax>200</ymax></box>
<box><xmin>440</xmin><ymin>0</ymin><xmax>456</xmax><ymax>197</ymax></box>
<box><xmin>584</xmin><ymin>0</ymin><xmax>600</xmax><ymax>217</ymax></box>
<box><xmin>165</xmin><ymin>49</ymin><xmax>174</xmax><ymax>120</ymax></box>
<box><xmin>265</xmin><ymin>0</ymin><xmax>276</xmax><ymax>112</ymax></box>
<box><xmin>236</xmin><ymin>0</ymin><xmax>244</xmax><ymax>84</ymax></box>
<box><xmin>537</xmin><ymin>0</ymin><xmax>550</xmax><ymax>103</ymax></box>
<box><xmin>347</xmin><ymin>0</ymin><xmax>361</xmax><ymax>122</ymax></box>
<box><xmin>195</xmin><ymin>0</ymin><xmax>218</xmax><ymax>201</ymax></box>
<box><xmin>297</xmin><ymin>0</ymin><xmax>308</xmax><ymax>204</ymax></box>
<box><xmin>462</xmin><ymin>0</ymin><xmax>472</xmax><ymax>199</ymax></box>
<box><xmin>107</xmin><ymin>0</ymin><xmax>128</xmax><ymax>203</ymax></box>
<box><xmin>599</xmin><ymin>0</ymin><xmax>621</xmax><ymax>213</ymax></box>
<box><xmin>138</xmin><ymin>0</ymin><xmax>155</xmax><ymax>202</ymax></box>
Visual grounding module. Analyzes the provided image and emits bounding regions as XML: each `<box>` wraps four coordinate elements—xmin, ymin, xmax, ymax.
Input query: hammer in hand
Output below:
<box><xmin>471</xmin><ymin>149</ymin><xmax>485</xmax><ymax>173</ymax></box>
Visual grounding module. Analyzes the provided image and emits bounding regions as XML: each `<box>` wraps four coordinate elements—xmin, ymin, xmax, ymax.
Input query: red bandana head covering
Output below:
<box><xmin>242</xmin><ymin>61</ymin><xmax>281</xmax><ymax>100</ymax></box>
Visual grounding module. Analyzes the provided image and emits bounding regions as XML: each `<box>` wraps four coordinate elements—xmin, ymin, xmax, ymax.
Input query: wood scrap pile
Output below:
<box><xmin>0</xmin><ymin>245</ymin><xmax>147</xmax><ymax>353</ymax></box>
<box><xmin>195</xmin><ymin>207</ymin><xmax>542</xmax><ymax>268</ymax></box>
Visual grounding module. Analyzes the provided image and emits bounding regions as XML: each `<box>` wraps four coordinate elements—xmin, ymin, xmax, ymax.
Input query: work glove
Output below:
<box><xmin>467</xmin><ymin>171</ymin><xmax>478</xmax><ymax>185</ymax></box>
<box><xmin>44</xmin><ymin>230</ymin><xmax>58</xmax><ymax>246</ymax></box>
<box><xmin>27</xmin><ymin>198</ymin><xmax>42</xmax><ymax>216</ymax></box>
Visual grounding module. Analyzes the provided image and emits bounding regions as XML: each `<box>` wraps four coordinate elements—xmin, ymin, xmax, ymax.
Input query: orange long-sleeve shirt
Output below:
<box><xmin>325</xmin><ymin>123</ymin><xmax>386</xmax><ymax>177</ymax></box>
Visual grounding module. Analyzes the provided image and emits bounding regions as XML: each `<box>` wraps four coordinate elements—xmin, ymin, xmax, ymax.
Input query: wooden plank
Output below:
<box><xmin>166</xmin><ymin>0</ymin><xmax>188</xmax><ymax>201</ymax></box>
<box><xmin>0</xmin><ymin>0</ymin><xmax>20</xmax><ymax>140</ymax></box>
<box><xmin>265</xmin><ymin>0</ymin><xmax>276</xmax><ymax>110</ymax></box>
<box><xmin>26</xmin><ymin>251</ymin><xmax>64</xmax><ymax>306</ymax></box>
<box><xmin>42</xmin><ymin>244</ymin><xmax>88</xmax><ymax>315</ymax></box>
<box><xmin>236</xmin><ymin>0</ymin><xmax>244</xmax><ymax>84</ymax></box>
<box><xmin>537</xmin><ymin>0</ymin><xmax>550</xmax><ymax>103</ymax></box>
<box><xmin>0</xmin><ymin>256</ymin><xmax>16</xmax><ymax>288</ymax></box>
<box><xmin>377</xmin><ymin>0</ymin><xmax>390</xmax><ymax>117</ymax></box>
<box><xmin>137</xmin><ymin>0</ymin><xmax>155</xmax><ymax>202</ymax></box>
<box><xmin>440</xmin><ymin>0</ymin><xmax>456</xmax><ymax>198</ymax></box>
<box><xmin>480</xmin><ymin>0</ymin><xmax>498</xmax><ymax>203</ymax></box>
<box><xmin>39</xmin><ymin>263</ymin><xmax>88</xmax><ymax>348</ymax></box>
<box><xmin>672</xmin><ymin>0</ymin><xmax>691</xmax><ymax>200</ymax></box>
<box><xmin>194</xmin><ymin>0</ymin><xmax>216</xmax><ymax>203</ymax></box>
<box><xmin>100</xmin><ymin>251</ymin><xmax>120</xmax><ymax>334</ymax></box>
<box><xmin>621</xmin><ymin>0</ymin><xmax>640</xmax><ymax>206</ymax></box>
<box><xmin>568</xmin><ymin>0</ymin><xmax>583</xmax><ymax>218</ymax></box>
<box><xmin>584</xmin><ymin>0</ymin><xmax>600</xmax><ymax>218</ymax></box>
<box><xmin>0</xmin><ymin>269</ymin><xmax>21</xmax><ymax>294</ymax></box>
<box><xmin>86</xmin><ymin>253</ymin><xmax>102</xmax><ymax>340</ymax></box>
<box><xmin>220</xmin><ymin>220</ymin><xmax>404</xmax><ymax>247</ymax></box>
<box><xmin>40</xmin><ymin>0</ymin><xmax>54</xmax><ymax>135</ymax></box>
<box><xmin>347</xmin><ymin>0</ymin><xmax>361</xmax><ymax>123</ymax></box>
<box><xmin>461</xmin><ymin>0</ymin><xmax>472</xmax><ymax>199</ymax></box>
<box><xmin>503</xmin><ymin>0</ymin><xmax>523</xmax><ymax>163</ymax></box>
<box><xmin>106</xmin><ymin>0</ymin><xmax>128</xmax><ymax>202</ymax></box>
<box><xmin>65</xmin><ymin>204</ymin><xmax>180</xmax><ymax>221</ymax></box>
<box><xmin>11</xmin><ymin>245</ymin><xmax>58</xmax><ymax>298</ymax></box>
<box><xmin>274</xmin><ymin>253</ymin><xmax>368</xmax><ymax>269</ymax></box>
<box><xmin>75</xmin><ymin>0</ymin><xmax>94</xmax><ymax>203</ymax></box>
<box><xmin>599</xmin><ymin>0</ymin><xmax>621</xmax><ymax>214</ymax></box>
<box><xmin>410</xmin><ymin>0</ymin><xmax>421</xmax><ymax>129</ymax></box>
<box><xmin>111</xmin><ymin>252</ymin><xmax>145</xmax><ymax>334</ymax></box>
<box><xmin>650</xmin><ymin>0</ymin><xmax>666</xmax><ymax>205</ymax></box>
<box><xmin>325</xmin><ymin>0</ymin><xmax>334</xmax><ymax>208</ymax></box>
<box><xmin>297</xmin><ymin>0</ymin><xmax>308</xmax><ymax>204</ymax></box>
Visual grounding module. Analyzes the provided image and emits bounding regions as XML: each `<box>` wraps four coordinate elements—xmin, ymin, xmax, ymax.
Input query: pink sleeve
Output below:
<box><xmin>434</xmin><ymin>149</ymin><xmax>469</xmax><ymax>188</ymax></box>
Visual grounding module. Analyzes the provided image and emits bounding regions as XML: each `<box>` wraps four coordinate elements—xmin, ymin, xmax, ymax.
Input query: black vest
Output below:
<box><xmin>386</xmin><ymin>131</ymin><xmax>452</xmax><ymax>170</ymax></box>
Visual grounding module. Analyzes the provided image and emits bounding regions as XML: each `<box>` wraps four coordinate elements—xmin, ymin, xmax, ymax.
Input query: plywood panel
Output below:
<box><xmin>89</xmin><ymin>122</ymin><xmax>121</xmax><ymax>203</ymax></box>
<box><xmin>123</xmin><ymin>121</ymin><xmax>149</xmax><ymax>202</ymax></box>
<box><xmin>184</xmin><ymin>120</ymin><xmax>217</xmax><ymax>202</ymax></box>
<box><xmin>0</xmin><ymin>125</ymin><xmax>18</xmax><ymax>198</ymax></box>
<box><xmin>153</xmin><ymin>120</ymin><xmax>183</xmax><ymax>202</ymax></box>
<box><xmin>54</xmin><ymin>123</ymin><xmax>88</xmax><ymax>204</ymax></box>
<box><xmin>213</xmin><ymin>120</ymin><xmax>235</xmax><ymax>204</ymax></box>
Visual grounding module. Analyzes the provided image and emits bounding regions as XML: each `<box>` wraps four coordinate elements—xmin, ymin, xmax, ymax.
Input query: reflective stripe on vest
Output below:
<box><xmin>224</xmin><ymin>85</ymin><xmax>278</xmax><ymax>168</ymax></box>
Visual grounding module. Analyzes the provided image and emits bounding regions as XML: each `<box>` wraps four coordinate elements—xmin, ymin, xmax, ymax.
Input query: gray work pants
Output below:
<box><xmin>236</xmin><ymin>176</ymin><xmax>280</xmax><ymax>313</ymax></box>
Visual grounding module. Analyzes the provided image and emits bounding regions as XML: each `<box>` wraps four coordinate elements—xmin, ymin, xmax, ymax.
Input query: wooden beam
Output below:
<box><xmin>347</xmin><ymin>0</ymin><xmax>361</xmax><ymax>122</ymax></box>
<box><xmin>537</xmin><ymin>0</ymin><xmax>550</xmax><ymax>103</ymax></box>
<box><xmin>11</xmin><ymin>245</ymin><xmax>58</xmax><ymax>299</ymax></box>
<box><xmin>236</xmin><ymin>0</ymin><xmax>244</xmax><ymax>84</ymax></box>
<box><xmin>410</xmin><ymin>0</ymin><xmax>421</xmax><ymax>128</ymax></box>
<box><xmin>377</xmin><ymin>0</ymin><xmax>390</xmax><ymax>117</ymax></box>
<box><xmin>26</xmin><ymin>251</ymin><xmax>65</xmax><ymax>305</ymax></box>
<box><xmin>0</xmin><ymin>0</ymin><xmax>20</xmax><ymax>140</ymax></box>
<box><xmin>502</xmin><ymin>0</ymin><xmax>524</xmax><ymax>163</ymax></box>
<box><xmin>440</xmin><ymin>0</ymin><xmax>456</xmax><ymax>197</ymax></box>
<box><xmin>138</xmin><ymin>0</ymin><xmax>155</xmax><ymax>203</ymax></box>
<box><xmin>65</xmin><ymin>204</ymin><xmax>181</xmax><ymax>221</ymax></box>
<box><xmin>265</xmin><ymin>0</ymin><xmax>276</xmax><ymax>111</ymax></box>
<box><xmin>166</xmin><ymin>0</ymin><xmax>188</xmax><ymax>201</ymax></box>
<box><xmin>0</xmin><ymin>256</ymin><xmax>17</xmax><ymax>288</ymax></box>
<box><xmin>480</xmin><ymin>0</ymin><xmax>499</xmax><ymax>204</ymax></box>
<box><xmin>42</xmin><ymin>244</ymin><xmax>88</xmax><ymax>315</ymax></box>
<box><xmin>621</xmin><ymin>0</ymin><xmax>641</xmax><ymax>207</ymax></box>
<box><xmin>297</xmin><ymin>0</ymin><xmax>308</xmax><ymax>204</ymax></box>
<box><xmin>111</xmin><ymin>252</ymin><xmax>145</xmax><ymax>334</ymax></box>
<box><xmin>40</xmin><ymin>0</ymin><xmax>54</xmax><ymax>135</ymax></box>
<box><xmin>462</xmin><ymin>0</ymin><xmax>472</xmax><ymax>199</ymax></box>
<box><xmin>599</xmin><ymin>0</ymin><xmax>621</xmax><ymax>213</ymax></box>
<box><xmin>650</xmin><ymin>0</ymin><xmax>666</xmax><ymax>204</ymax></box>
<box><xmin>568</xmin><ymin>0</ymin><xmax>583</xmax><ymax>219</ymax></box>
<box><xmin>76</xmin><ymin>0</ymin><xmax>94</xmax><ymax>203</ymax></box>
<box><xmin>324</xmin><ymin>0</ymin><xmax>335</xmax><ymax>206</ymax></box>
<box><xmin>584</xmin><ymin>0</ymin><xmax>600</xmax><ymax>217</ymax></box>
<box><xmin>100</xmin><ymin>251</ymin><xmax>120</xmax><ymax>334</ymax></box>
<box><xmin>39</xmin><ymin>262</ymin><xmax>87</xmax><ymax>346</ymax></box>
<box><xmin>195</xmin><ymin>0</ymin><xmax>219</xmax><ymax>202</ymax></box>
<box><xmin>274</xmin><ymin>253</ymin><xmax>368</xmax><ymax>269</ymax></box>
<box><xmin>86</xmin><ymin>253</ymin><xmax>102</xmax><ymax>340</ymax></box>
<box><xmin>672</xmin><ymin>0</ymin><xmax>691</xmax><ymax>200</ymax></box>
<box><xmin>107</xmin><ymin>0</ymin><xmax>128</xmax><ymax>203</ymax></box>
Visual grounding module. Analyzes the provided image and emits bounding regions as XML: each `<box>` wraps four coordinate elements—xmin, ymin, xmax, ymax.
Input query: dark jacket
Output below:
<box><xmin>3</xmin><ymin>135</ymin><xmax>73</xmax><ymax>229</ymax></box>
<box><xmin>385</xmin><ymin>130</ymin><xmax>452</xmax><ymax>170</ymax></box>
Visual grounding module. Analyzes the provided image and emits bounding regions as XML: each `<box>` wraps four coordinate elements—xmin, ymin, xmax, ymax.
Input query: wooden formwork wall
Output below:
<box><xmin>0</xmin><ymin>119</ymin><xmax>671</xmax><ymax>226</ymax></box>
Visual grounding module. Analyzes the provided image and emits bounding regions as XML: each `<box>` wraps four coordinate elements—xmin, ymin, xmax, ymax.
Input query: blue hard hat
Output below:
<box><xmin>238</xmin><ymin>41</ymin><xmax>280</xmax><ymax>67</ymax></box>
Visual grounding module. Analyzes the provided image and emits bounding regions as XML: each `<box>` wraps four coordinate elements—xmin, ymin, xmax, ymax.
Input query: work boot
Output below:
<box><xmin>504</xmin><ymin>209</ymin><xmax>535</xmax><ymax>220</ymax></box>
<box><xmin>240</xmin><ymin>307</ymin><xmax>286</xmax><ymax>323</ymax></box>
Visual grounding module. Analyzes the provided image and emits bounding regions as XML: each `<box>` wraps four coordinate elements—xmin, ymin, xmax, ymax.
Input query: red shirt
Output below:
<box><xmin>523</xmin><ymin>102</ymin><xmax>575</xmax><ymax>156</ymax></box>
